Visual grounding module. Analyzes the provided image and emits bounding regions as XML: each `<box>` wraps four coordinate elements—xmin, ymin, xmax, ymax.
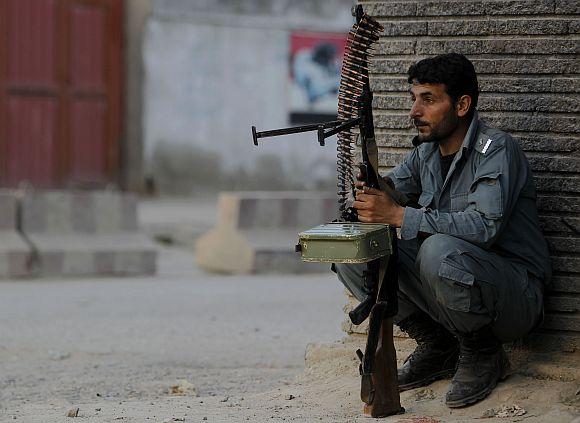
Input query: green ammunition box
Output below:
<box><xmin>297</xmin><ymin>222</ymin><xmax>392</xmax><ymax>263</ymax></box>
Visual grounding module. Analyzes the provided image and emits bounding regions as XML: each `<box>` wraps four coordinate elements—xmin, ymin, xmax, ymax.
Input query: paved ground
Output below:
<box><xmin>0</xmin><ymin>197</ymin><xmax>346</xmax><ymax>421</ymax></box>
<box><xmin>0</xmin><ymin>245</ymin><xmax>345</xmax><ymax>421</ymax></box>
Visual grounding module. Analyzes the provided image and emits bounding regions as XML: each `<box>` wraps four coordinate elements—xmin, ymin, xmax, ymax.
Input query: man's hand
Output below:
<box><xmin>353</xmin><ymin>185</ymin><xmax>405</xmax><ymax>227</ymax></box>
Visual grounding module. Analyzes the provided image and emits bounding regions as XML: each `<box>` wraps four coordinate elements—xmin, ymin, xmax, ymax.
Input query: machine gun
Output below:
<box><xmin>251</xmin><ymin>5</ymin><xmax>404</xmax><ymax>418</ymax></box>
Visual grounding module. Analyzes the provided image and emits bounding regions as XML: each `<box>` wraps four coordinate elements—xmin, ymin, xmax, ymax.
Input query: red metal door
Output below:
<box><xmin>0</xmin><ymin>0</ymin><xmax>122</xmax><ymax>188</ymax></box>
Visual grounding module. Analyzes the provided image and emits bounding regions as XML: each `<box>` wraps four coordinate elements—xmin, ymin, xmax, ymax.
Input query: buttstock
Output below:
<box><xmin>362</xmin><ymin>317</ymin><xmax>404</xmax><ymax>418</ymax></box>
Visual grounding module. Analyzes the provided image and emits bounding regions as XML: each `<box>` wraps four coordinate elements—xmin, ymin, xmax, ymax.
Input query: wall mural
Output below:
<box><xmin>289</xmin><ymin>31</ymin><xmax>346</xmax><ymax>124</ymax></box>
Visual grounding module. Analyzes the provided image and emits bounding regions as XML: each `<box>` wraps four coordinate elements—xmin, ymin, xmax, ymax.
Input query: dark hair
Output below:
<box><xmin>407</xmin><ymin>53</ymin><xmax>479</xmax><ymax>118</ymax></box>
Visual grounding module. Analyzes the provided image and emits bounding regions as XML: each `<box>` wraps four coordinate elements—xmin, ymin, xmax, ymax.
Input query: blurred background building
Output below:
<box><xmin>143</xmin><ymin>0</ymin><xmax>354</xmax><ymax>195</ymax></box>
<box><xmin>0</xmin><ymin>0</ymin><xmax>355</xmax><ymax>195</ymax></box>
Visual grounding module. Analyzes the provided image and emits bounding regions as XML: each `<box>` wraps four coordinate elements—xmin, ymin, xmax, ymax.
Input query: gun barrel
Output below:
<box><xmin>252</xmin><ymin>120</ymin><xmax>349</xmax><ymax>146</ymax></box>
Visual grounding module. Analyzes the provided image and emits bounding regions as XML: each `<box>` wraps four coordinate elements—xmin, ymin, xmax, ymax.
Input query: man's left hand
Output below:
<box><xmin>353</xmin><ymin>186</ymin><xmax>405</xmax><ymax>227</ymax></box>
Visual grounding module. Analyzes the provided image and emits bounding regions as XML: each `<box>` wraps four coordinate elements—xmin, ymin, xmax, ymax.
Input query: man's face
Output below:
<box><xmin>409</xmin><ymin>82</ymin><xmax>460</xmax><ymax>144</ymax></box>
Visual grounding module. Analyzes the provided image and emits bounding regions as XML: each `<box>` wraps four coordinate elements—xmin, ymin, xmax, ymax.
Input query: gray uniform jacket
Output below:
<box><xmin>388</xmin><ymin>111</ymin><xmax>551</xmax><ymax>283</ymax></box>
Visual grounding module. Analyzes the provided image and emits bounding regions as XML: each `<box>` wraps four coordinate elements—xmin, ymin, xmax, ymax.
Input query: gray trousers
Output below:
<box><xmin>335</xmin><ymin>234</ymin><xmax>544</xmax><ymax>342</ymax></box>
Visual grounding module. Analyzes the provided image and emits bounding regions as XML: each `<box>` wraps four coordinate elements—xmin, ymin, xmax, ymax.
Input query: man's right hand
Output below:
<box><xmin>355</xmin><ymin>173</ymin><xmax>395</xmax><ymax>190</ymax></box>
<box><xmin>356</xmin><ymin>173</ymin><xmax>407</xmax><ymax>206</ymax></box>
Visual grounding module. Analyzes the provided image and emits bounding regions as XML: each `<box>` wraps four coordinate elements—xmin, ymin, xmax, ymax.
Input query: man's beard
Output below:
<box><xmin>413</xmin><ymin>110</ymin><xmax>460</xmax><ymax>145</ymax></box>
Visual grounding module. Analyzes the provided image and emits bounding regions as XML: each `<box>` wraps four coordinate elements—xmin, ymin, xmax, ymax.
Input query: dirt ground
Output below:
<box><xmin>0</xmin><ymin>199</ymin><xmax>578</xmax><ymax>422</ymax></box>
<box><xmin>3</xmin><ymin>338</ymin><xmax>579</xmax><ymax>422</ymax></box>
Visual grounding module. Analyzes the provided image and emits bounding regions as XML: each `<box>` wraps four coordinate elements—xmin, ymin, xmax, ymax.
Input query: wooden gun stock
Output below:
<box><xmin>362</xmin><ymin>316</ymin><xmax>403</xmax><ymax>417</ymax></box>
<box><xmin>355</xmin><ymin>224</ymin><xmax>404</xmax><ymax>417</ymax></box>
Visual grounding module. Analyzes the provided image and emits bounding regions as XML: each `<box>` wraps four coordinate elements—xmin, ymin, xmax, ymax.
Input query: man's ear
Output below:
<box><xmin>455</xmin><ymin>95</ymin><xmax>472</xmax><ymax>118</ymax></box>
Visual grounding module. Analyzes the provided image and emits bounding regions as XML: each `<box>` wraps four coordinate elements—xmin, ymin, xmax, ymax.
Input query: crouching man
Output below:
<box><xmin>335</xmin><ymin>53</ymin><xmax>551</xmax><ymax>408</ymax></box>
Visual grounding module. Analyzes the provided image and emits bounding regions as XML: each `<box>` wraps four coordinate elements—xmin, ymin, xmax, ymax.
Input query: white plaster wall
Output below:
<box><xmin>143</xmin><ymin>0</ymin><xmax>354</xmax><ymax>192</ymax></box>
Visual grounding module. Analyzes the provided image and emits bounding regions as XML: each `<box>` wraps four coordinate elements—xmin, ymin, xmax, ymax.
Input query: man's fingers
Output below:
<box><xmin>355</xmin><ymin>180</ymin><xmax>366</xmax><ymax>189</ymax></box>
<box><xmin>362</xmin><ymin>186</ymin><xmax>382</xmax><ymax>195</ymax></box>
<box><xmin>352</xmin><ymin>200</ymin><xmax>372</xmax><ymax>210</ymax></box>
<box><xmin>354</xmin><ymin>192</ymin><xmax>374</xmax><ymax>203</ymax></box>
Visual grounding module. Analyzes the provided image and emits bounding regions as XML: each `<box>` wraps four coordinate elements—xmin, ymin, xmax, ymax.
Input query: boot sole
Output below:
<box><xmin>445</xmin><ymin>371</ymin><xmax>509</xmax><ymax>408</ymax></box>
<box><xmin>399</xmin><ymin>368</ymin><xmax>455</xmax><ymax>392</ymax></box>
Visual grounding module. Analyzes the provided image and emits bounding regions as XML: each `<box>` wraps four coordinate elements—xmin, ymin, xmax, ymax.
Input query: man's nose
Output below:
<box><xmin>410</xmin><ymin>100</ymin><xmax>422</xmax><ymax>118</ymax></box>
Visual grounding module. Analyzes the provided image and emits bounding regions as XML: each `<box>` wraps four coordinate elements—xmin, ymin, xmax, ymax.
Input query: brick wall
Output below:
<box><xmin>361</xmin><ymin>0</ymin><xmax>579</xmax><ymax>349</ymax></box>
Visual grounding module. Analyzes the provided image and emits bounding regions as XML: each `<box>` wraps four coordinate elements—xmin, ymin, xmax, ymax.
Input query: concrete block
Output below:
<box><xmin>428</xmin><ymin>19</ymin><xmax>570</xmax><ymax>36</ymax></box>
<box><xmin>114</xmin><ymin>250</ymin><xmax>156</xmax><ymax>275</ymax></box>
<box><xmin>482</xmin><ymin>113</ymin><xmax>577</xmax><ymax>133</ymax></box>
<box><xmin>373</xmin><ymin>95</ymin><xmax>412</xmax><ymax>111</ymax></box>
<box><xmin>62</xmin><ymin>250</ymin><xmax>94</xmax><ymax>276</ymax></box>
<box><xmin>516</xmin><ymin>135</ymin><xmax>576</xmax><ymax>153</ymax></box>
<box><xmin>369</xmin><ymin>76</ymin><xmax>408</xmax><ymax>93</ymax></box>
<box><xmin>377</xmin><ymin>152</ymin><xmax>408</xmax><ymax>168</ymax></box>
<box><xmin>247</xmin><ymin>230</ymin><xmax>328</xmax><ymax>274</ymax></box>
<box><xmin>551</xmin><ymin>257</ymin><xmax>580</xmax><ymax>274</ymax></box>
<box><xmin>0</xmin><ymin>192</ymin><xmax>18</xmax><ymax>230</ymax></box>
<box><xmin>93</xmin><ymin>191</ymin><xmax>138</xmax><ymax>232</ymax></box>
<box><xmin>195</xmin><ymin>192</ymin><xmax>336</xmax><ymax>274</ymax></box>
<box><xmin>70</xmin><ymin>192</ymin><xmax>97</xmax><ymax>233</ymax></box>
<box><xmin>479</xmin><ymin>76</ymin><xmax>553</xmax><ymax>93</ymax></box>
<box><xmin>32</xmin><ymin>233</ymin><xmax>156</xmax><ymax>277</ymax></box>
<box><xmin>20</xmin><ymin>191</ymin><xmax>157</xmax><ymax>278</ymax></box>
<box><xmin>536</xmin><ymin>176</ymin><xmax>580</xmax><ymax>193</ymax></box>
<box><xmin>381</xmin><ymin>21</ymin><xmax>427</xmax><ymax>36</ymax></box>
<box><xmin>416</xmin><ymin>1</ymin><xmax>486</xmax><ymax>16</ymax></box>
<box><xmin>540</xmin><ymin>216</ymin><xmax>580</xmax><ymax>236</ymax></box>
<box><xmin>28</xmin><ymin>233</ymin><xmax>157</xmax><ymax>277</ymax></box>
<box><xmin>529</xmin><ymin>157</ymin><xmax>580</xmax><ymax>173</ymax></box>
<box><xmin>416</xmin><ymin>39</ymin><xmax>578</xmax><ymax>56</ymax></box>
<box><xmin>363</xmin><ymin>2</ymin><xmax>417</xmax><ymax>17</ymax></box>
<box><xmin>550</xmin><ymin>77</ymin><xmax>580</xmax><ymax>93</ymax></box>
<box><xmin>556</xmin><ymin>0</ymin><xmax>580</xmax><ymax>13</ymax></box>
<box><xmin>233</xmin><ymin>192</ymin><xmax>337</xmax><ymax>230</ymax></box>
<box><xmin>478</xmin><ymin>94</ymin><xmax>580</xmax><ymax>114</ymax></box>
<box><xmin>375</xmin><ymin>40</ymin><xmax>416</xmax><ymax>55</ymax></box>
<box><xmin>485</xmin><ymin>0</ymin><xmax>554</xmax><ymax>15</ymax></box>
<box><xmin>0</xmin><ymin>235</ymin><xmax>32</xmax><ymax>278</ymax></box>
<box><xmin>473</xmin><ymin>58</ymin><xmax>579</xmax><ymax>74</ymax></box>
<box><xmin>374</xmin><ymin>113</ymin><xmax>411</xmax><ymax>130</ymax></box>
<box><xmin>376</xmin><ymin>133</ymin><xmax>415</xmax><ymax>149</ymax></box>
<box><xmin>0</xmin><ymin>191</ymin><xmax>33</xmax><ymax>278</ymax></box>
<box><xmin>371</xmin><ymin>59</ymin><xmax>416</xmax><ymax>75</ymax></box>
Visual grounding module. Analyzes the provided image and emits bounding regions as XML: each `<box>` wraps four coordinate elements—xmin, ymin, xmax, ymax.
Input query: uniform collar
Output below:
<box><xmin>438</xmin><ymin>111</ymin><xmax>479</xmax><ymax>191</ymax></box>
<box><xmin>462</xmin><ymin>110</ymin><xmax>480</xmax><ymax>152</ymax></box>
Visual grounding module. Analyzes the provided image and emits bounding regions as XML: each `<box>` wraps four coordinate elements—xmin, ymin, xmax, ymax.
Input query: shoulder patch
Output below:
<box><xmin>474</xmin><ymin>132</ymin><xmax>507</xmax><ymax>155</ymax></box>
<box><xmin>475</xmin><ymin>136</ymin><xmax>493</xmax><ymax>154</ymax></box>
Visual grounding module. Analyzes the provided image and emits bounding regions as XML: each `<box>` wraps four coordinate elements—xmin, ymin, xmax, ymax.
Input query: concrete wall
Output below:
<box><xmin>123</xmin><ymin>0</ymin><xmax>153</xmax><ymax>193</ymax></box>
<box><xmin>143</xmin><ymin>0</ymin><xmax>355</xmax><ymax>195</ymax></box>
<box><xmin>361</xmin><ymin>0</ymin><xmax>580</xmax><ymax>347</ymax></box>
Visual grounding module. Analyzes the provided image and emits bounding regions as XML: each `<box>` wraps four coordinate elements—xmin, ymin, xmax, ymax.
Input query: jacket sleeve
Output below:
<box><xmin>400</xmin><ymin>136</ymin><xmax>526</xmax><ymax>248</ymax></box>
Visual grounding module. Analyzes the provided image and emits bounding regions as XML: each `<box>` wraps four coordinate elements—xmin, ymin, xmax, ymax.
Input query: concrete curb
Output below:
<box><xmin>0</xmin><ymin>191</ymin><xmax>33</xmax><ymax>278</ymax></box>
<box><xmin>0</xmin><ymin>189</ymin><xmax>157</xmax><ymax>279</ymax></box>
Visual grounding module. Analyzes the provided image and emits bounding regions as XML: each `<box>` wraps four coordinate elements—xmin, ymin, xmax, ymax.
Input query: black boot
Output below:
<box><xmin>445</xmin><ymin>328</ymin><xmax>510</xmax><ymax>408</ymax></box>
<box><xmin>397</xmin><ymin>313</ymin><xmax>459</xmax><ymax>392</ymax></box>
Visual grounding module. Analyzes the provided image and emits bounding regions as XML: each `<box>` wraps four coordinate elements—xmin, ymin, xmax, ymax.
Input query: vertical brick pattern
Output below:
<box><xmin>361</xmin><ymin>1</ymin><xmax>580</xmax><ymax>344</ymax></box>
